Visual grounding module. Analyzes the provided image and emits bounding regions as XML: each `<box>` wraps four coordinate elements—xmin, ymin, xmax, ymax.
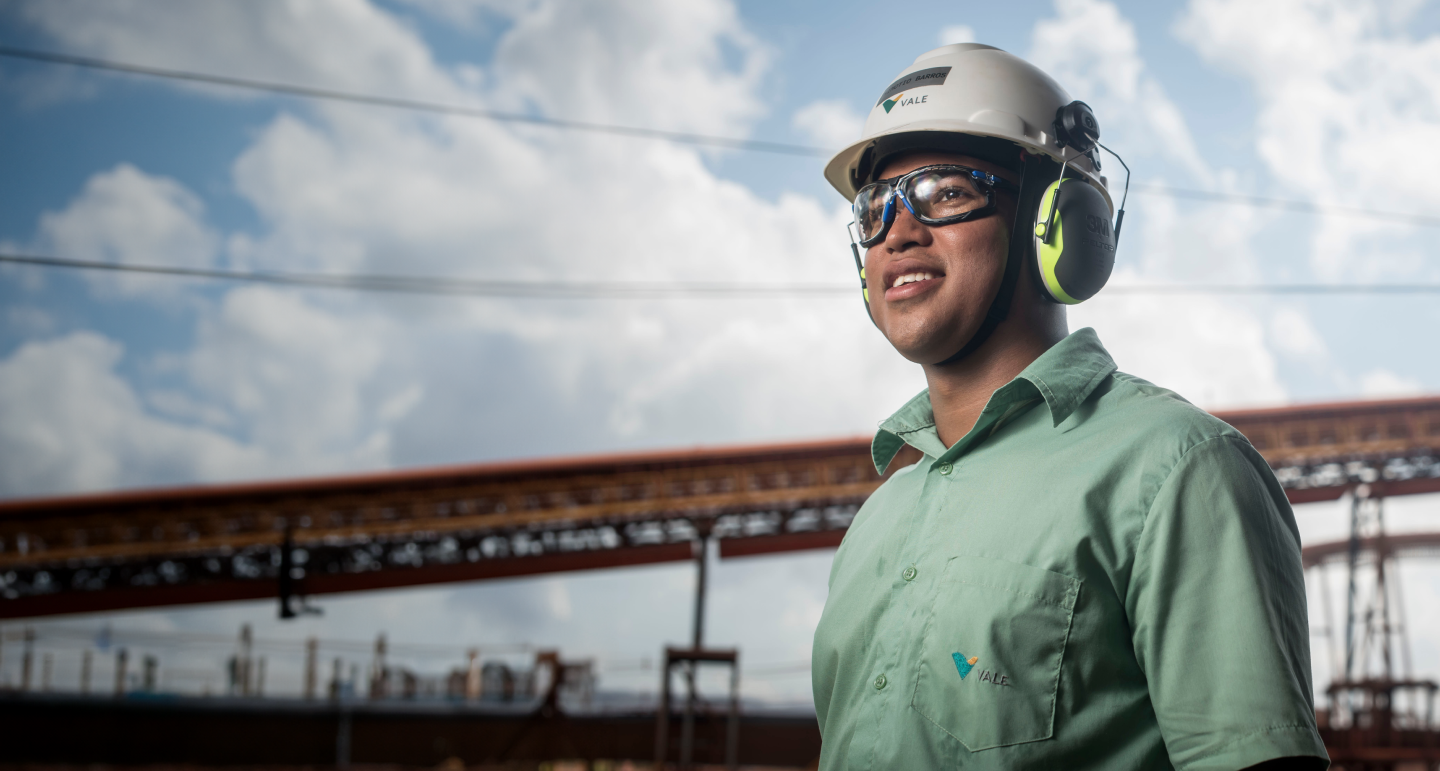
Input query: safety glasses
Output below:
<box><xmin>852</xmin><ymin>164</ymin><xmax>1019</xmax><ymax>248</ymax></box>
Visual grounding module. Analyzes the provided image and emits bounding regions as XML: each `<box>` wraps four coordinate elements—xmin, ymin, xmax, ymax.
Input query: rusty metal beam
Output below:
<box><xmin>0</xmin><ymin>438</ymin><xmax>884</xmax><ymax>569</ymax></box>
<box><xmin>1</xmin><ymin>396</ymin><xmax>1438</xmax><ymax>618</ymax></box>
<box><xmin>1302</xmin><ymin>531</ymin><xmax>1440</xmax><ymax>569</ymax></box>
<box><xmin>0</xmin><ymin>542</ymin><xmax>696</xmax><ymax>620</ymax></box>
<box><xmin>1212</xmin><ymin>395</ymin><xmax>1440</xmax><ymax>467</ymax></box>
<box><xmin>0</xmin><ymin>439</ymin><xmax>909</xmax><ymax>618</ymax></box>
<box><xmin>718</xmin><ymin>530</ymin><xmax>847</xmax><ymax>559</ymax></box>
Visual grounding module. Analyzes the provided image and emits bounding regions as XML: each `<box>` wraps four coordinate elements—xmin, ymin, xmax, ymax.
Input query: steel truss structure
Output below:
<box><xmin>0</xmin><ymin>439</ymin><xmax>918</xmax><ymax>618</ymax></box>
<box><xmin>3</xmin><ymin>396</ymin><xmax>1440</xmax><ymax>620</ymax></box>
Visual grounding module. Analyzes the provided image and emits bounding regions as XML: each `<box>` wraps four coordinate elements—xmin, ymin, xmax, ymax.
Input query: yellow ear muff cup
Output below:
<box><xmin>1032</xmin><ymin>178</ymin><xmax>1116</xmax><ymax>304</ymax></box>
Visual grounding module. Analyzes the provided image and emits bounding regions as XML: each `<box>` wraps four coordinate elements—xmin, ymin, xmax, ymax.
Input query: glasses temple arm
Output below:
<box><xmin>846</xmin><ymin>222</ymin><xmax>865</xmax><ymax>278</ymax></box>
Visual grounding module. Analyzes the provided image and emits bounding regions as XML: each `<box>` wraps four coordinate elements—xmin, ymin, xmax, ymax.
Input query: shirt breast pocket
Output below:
<box><xmin>911</xmin><ymin>555</ymin><xmax>1080</xmax><ymax>752</ymax></box>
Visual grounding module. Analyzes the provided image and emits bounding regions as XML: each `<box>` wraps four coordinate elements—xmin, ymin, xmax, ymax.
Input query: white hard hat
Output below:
<box><xmin>824</xmin><ymin>43</ymin><xmax>1113</xmax><ymax>214</ymax></box>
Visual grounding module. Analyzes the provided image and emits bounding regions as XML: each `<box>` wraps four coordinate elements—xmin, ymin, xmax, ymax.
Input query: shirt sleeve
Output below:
<box><xmin>1126</xmin><ymin>434</ymin><xmax>1329</xmax><ymax>771</ymax></box>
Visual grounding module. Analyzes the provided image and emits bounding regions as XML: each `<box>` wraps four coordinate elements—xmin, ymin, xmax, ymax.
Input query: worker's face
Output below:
<box><xmin>863</xmin><ymin>152</ymin><xmax>1018</xmax><ymax>365</ymax></box>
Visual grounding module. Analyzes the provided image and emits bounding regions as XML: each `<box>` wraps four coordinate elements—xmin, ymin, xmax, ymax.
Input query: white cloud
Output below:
<box><xmin>15</xmin><ymin>0</ymin><xmax>463</xmax><ymax>103</ymax></box>
<box><xmin>1176</xmin><ymin>0</ymin><xmax>1440</xmax><ymax>281</ymax></box>
<box><xmin>791</xmin><ymin>98</ymin><xmax>864</xmax><ymax>150</ymax></box>
<box><xmin>1025</xmin><ymin>0</ymin><xmax>1285</xmax><ymax>409</ymax></box>
<box><xmin>1268</xmin><ymin>306</ymin><xmax>1327</xmax><ymax>361</ymax></box>
<box><xmin>183</xmin><ymin>286</ymin><xmax>404</xmax><ymax>463</ymax></box>
<box><xmin>37</xmin><ymin>164</ymin><xmax>218</xmax><ymax>299</ymax></box>
<box><xmin>0</xmin><ymin>1</ymin><xmax>899</xmax><ymax>703</ymax></box>
<box><xmin>0</xmin><ymin>286</ymin><xmax>419</xmax><ymax>497</ymax></box>
<box><xmin>0</xmin><ymin>332</ymin><xmax>265</xmax><ymax>497</ymax></box>
<box><xmin>1358</xmin><ymin>368</ymin><xmax>1423</xmax><ymax>398</ymax></box>
<box><xmin>5</xmin><ymin>0</ymin><xmax>922</xmax><ymax>489</ymax></box>
<box><xmin>938</xmin><ymin>24</ymin><xmax>977</xmax><ymax>45</ymax></box>
<box><xmin>488</xmin><ymin>0</ymin><xmax>769</xmax><ymax>138</ymax></box>
<box><xmin>1072</xmin><ymin>276</ymin><xmax>1288</xmax><ymax>409</ymax></box>
<box><xmin>1031</xmin><ymin>0</ymin><xmax>1210</xmax><ymax>183</ymax></box>
<box><xmin>1028</xmin><ymin>0</ymin><xmax>1269</xmax><ymax>290</ymax></box>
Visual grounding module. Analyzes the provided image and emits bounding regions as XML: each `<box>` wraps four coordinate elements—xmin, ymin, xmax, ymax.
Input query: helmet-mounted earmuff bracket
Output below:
<box><xmin>1039</xmin><ymin>101</ymin><xmax>1098</xmax><ymax>247</ymax></box>
<box><xmin>1054</xmin><ymin>101</ymin><xmax>1100</xmax><ymax>154</ymax></box>
<box><xmin>1049</xmin><ymin>100</ymin><xmax>1129</xmax><ymax>245</ymax></box>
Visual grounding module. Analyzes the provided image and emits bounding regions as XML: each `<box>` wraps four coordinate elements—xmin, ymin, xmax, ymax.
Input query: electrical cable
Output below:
<box><xmin>1131</xmin><ymin>183</ymin><xmax>1440</xmax><ymax>228</ymax></box>
<box><xmin>0</xmin><ymin>45</ymin><xmax>826</xmax><ymax>158</ymax></box>
<box><xmin>5</xmin><ymin>251</ymin><xmax>1440</xmax><ymax>297</ymax></box>
<box><xmin>3</xmin><ymin>45</ymin><xmax>1439</xmax><ymax>229</ymax></box>
<box><xmin>0</xmin><ymin>252</ymin><xmax>849</xmax><ymax>298</ymax></box>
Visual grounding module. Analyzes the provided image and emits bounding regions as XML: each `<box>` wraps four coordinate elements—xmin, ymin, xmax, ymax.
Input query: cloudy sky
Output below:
<box><xmin>2</xmin><ymin>0</ymin><xmax>1439</xmax><ymax>705</ymax></box>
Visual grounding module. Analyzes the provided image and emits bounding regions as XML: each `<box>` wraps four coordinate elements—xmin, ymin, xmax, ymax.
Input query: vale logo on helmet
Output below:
<box><xmin>882</xmin><ymin>92</ymin><xmax>929</xmax><ymax>114</ymax></box>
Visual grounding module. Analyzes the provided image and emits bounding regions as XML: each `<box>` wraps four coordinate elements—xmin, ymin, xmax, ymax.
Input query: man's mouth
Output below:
<box><xmin>885</xmin><ymin>270</ymin><xmax>944</xmax><ymax>300</ymax></box>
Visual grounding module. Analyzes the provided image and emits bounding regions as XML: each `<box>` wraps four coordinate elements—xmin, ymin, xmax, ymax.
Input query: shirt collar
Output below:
<box><xmin>871</xmin><ymin>327</ymin><xmax>1118</xmax><ymax>474</ymax></box>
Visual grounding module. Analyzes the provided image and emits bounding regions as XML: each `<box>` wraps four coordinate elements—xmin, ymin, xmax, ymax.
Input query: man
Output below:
<box><xmin>810</xmin><ymin>44</ymin><xmax>1328</xmax><ymax>770</ymax></box>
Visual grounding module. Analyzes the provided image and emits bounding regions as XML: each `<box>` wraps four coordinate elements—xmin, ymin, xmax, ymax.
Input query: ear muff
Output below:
<box><xmin>1032</xmin><ymin>177</ymin><xmax>1115</xmax><ymax>304</ymax></box>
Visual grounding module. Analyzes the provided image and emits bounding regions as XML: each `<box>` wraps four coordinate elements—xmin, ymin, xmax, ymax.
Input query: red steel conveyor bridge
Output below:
<box><xmin>1</xmin><ymin>395</ymin><xmax>1439</xmax><ymax>620</ymax></box>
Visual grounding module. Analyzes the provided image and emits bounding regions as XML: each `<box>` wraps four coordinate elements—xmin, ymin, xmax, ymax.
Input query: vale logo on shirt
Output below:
<box><xmin>951</xmin><ymin>652</ymin><xmax>979</xmax><ymax>679</ymax></box>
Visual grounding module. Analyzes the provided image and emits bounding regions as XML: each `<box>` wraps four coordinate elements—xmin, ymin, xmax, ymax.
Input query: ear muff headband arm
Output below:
<box><xmin>847</xmin><ymin>222</ymin><xmax>875</xmax><ymax>325</ymax></box>
<box><xmin>1096</xmin><ymin>141</ymin><xmax>1130</xmax><ymax>243</ymax></box>
<box><xmin>932</xmin><ymin>152</ymin><xmax>1048</xmax><ymax>367</ymax></box>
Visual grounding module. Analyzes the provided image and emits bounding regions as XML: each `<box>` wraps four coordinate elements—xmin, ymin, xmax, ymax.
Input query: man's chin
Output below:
<box><xmin>888</xmin><ymin>338</ymin><xmax>968</xmax><ymax>366</ymax></box>
<box><xmin>883</xmin><ymin>323</ymin><xmax>978</xmax><ymax>366</ymax></box>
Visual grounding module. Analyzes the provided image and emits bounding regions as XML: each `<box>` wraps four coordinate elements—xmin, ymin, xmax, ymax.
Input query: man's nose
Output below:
<box><xmin>885</xmin><ymin>194</ymin><xmax>932</xmax><ymax>248</ymax></box>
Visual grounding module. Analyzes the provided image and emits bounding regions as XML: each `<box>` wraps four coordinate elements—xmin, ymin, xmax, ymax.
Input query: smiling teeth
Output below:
<box><xmin>892</xmin><ymin>272</ymin><xmax>937</xmax><ymax>288</ymax></box>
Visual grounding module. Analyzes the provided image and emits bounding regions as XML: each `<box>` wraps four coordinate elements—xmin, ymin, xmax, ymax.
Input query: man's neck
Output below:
<box><xmin>921</xmin><ymin>321</ymin><xmax>1067</xmax><ymax>448</ymax></box>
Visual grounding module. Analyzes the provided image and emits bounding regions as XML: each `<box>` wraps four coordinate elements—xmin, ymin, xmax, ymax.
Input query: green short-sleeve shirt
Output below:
<box><xmin>811</xmin><ymin>328</ymin><xmax>1327</xmax><ymax>770</ymax></box>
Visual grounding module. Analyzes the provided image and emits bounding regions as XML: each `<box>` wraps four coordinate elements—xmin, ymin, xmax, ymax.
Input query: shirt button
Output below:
<box><xmin>902</xmin><ymin>565</ymin><xmax>917</xmax><ymax>582</ymax></box>
<box><xmin>874</xmin><ymin>674</ymin><xmax>887</xmax><ymax>690</ymax></box>
<box><xmin>937</xmin><ymin>463</ymin><xmax>953</xmax><ymax>475</ymax></box>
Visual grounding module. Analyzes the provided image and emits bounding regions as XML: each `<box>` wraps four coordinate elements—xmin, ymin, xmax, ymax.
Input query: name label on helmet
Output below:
<box><xmin>876</xmin><ymin>66</ymin><xmax>952</xmax><ymax>106</ymax></box>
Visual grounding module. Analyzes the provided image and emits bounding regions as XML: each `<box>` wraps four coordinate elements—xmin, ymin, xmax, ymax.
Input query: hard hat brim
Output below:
<box><xmin>825</xmin><ymin>121</ymin><xmax>1114</xmax><ymax>215</ymax></box>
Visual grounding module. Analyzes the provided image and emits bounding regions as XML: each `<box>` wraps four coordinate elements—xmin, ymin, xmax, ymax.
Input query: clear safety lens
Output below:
<box><xmin>852</xmin><ymin>167</ymin><xmax>993</xmax><ymax>245</ymax></box>
<box><xmin>853</xmin><ymin>184</ymin><xmax>891</xmax><ymax>245</ymax></box>
<box><xmin>907</xmin><ymin>168</ymin><xmax>988</xmax><ymax>220</ymax></box>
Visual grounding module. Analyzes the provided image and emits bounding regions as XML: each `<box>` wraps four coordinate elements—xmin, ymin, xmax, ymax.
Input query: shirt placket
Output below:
<box><xmin>891</xmin><ymin>391</ymin><xmax>1040</xmax><ymax>767</ymax></box>
<box><xmin>847</xmin><ymin>450</ymin><xmax>935</xmax><ymax>769</ymax></box>
<box><xmin>849</xmin><ymin>383</ymin><xmax>1043</xmax><ymax>769</ymax></box>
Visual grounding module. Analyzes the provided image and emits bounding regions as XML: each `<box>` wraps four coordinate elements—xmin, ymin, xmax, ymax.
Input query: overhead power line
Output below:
<box><xmin>0</xmin><ymin>252</ymin><xmax>847</xmax><ymax>298</ymax></box>
<box><xmin>1131</xmin><ymin>184</ymin><xmax>1440</xmax><ymax>228</ymax></box>
<box><xmin>4</xmin><ymin>251</ymin><xmax>1439</xmax><ymax>298</ymax></box>
<box><xmin>0</xmin><ymin>45</ymin><xmax>826</xmax><ymax>157</ymax></box>
<box><xmin>2</xmin><ymin>45</ymin><xmax>1438</xmax><ymax>226</ymax></box>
